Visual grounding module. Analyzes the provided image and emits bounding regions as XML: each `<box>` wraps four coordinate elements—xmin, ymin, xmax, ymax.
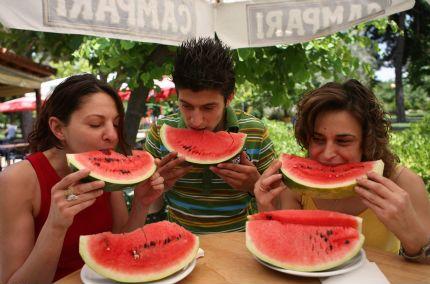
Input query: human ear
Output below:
<box><xmin>225</xmin><ymin>93</ymin><xmax>235</xmax><ymax>107</ymax></box>
<box><xmin>48</xmin><ymin>117</ymin><xmax>66</xmax><ymax>141</ymax></box>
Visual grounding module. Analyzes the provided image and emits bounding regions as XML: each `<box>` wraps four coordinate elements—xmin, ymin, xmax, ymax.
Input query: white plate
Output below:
<box><xmin>80</xmin><ymin>258</ymin><xmax>196</xmax><ymax>284</ymax></box>
<box><xmin>255</xmin><ymin>249</ymin><xmax>366</xmax><ymax>278</ymax></box>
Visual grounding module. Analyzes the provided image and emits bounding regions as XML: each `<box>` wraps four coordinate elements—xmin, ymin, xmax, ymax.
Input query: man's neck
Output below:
<box><xmin>214</xmin><ymin>110</ymin><xmax>227</xmax><ymax>132</ymax></box>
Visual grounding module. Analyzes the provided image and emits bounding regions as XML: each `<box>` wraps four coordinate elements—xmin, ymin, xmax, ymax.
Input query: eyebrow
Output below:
<box><xmin>179</xmin><ymin>99</ymin><xmax>218</xmax><ymax>107</ymax></box>
<box><xmin>313</xmin><ymin>132</ymin><xmax>356</xmax><ymax>138</ymax></box>
<box><xmin>85</xmin><ymin>114</ymin><xmax>120</xmax><ymax>120</ymax></box>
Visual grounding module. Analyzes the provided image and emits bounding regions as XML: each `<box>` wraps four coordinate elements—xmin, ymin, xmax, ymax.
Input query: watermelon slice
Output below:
<box><xmin>280</xmin><ymin>153</ymin><xmax>384</xmax><ymax>199</ymax></box>
<box><xmin>159</xmin><ymin>124</ymin><xmax>246</xmax><ymax>164</ymax></box>
<box><xmin>248</xmin><ymin>209</ymin><xmax>362</xmax><ymax>232</ymax></box>
<box><xmin>67</xmin><ymin>149</ymin><xmax>156</xmax><ymax>192</ymax></box>
<box><xmin>246</xmin><ymin>210</ymin><xmax>365</xmax><ymax>272</ymax></box>
<box><xmin>79</xmin><ymin>221</ymin><xmax>199</xmax><ymax>283</ymax></box>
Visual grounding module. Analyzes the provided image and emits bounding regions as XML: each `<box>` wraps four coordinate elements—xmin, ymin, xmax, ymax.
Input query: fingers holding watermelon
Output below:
<box><xmin>253</xmin><ymin>160</ymin><xmax>287</xmax><ymax>212</ymax></box>
<box><xmin>355</xmin><ymin>171</ymin><xmax>403</xmax><ymax>207</ymax></box>
<box><xmin>210</xmin><ymin>151</ymin><xmax>260</xmax><ymax>193</ymax></box>
<box><xmin>133</xmin><ymin>172</ymin><xmax>165</xmax><ymax>206</ymax></box>
<box><xmin>355</xmin><ymin>171</ymin><xmax>424</xmax><ymax>243</ymax></box>
<box><xmin>157</xmin><ymin>152</ymin><xmax>193</xmax><ymax>189</ymax></box>
<box><xmin>47</xmin><ymin>169</ymin><xmax>105</xmax><ymax>230</ymax></box>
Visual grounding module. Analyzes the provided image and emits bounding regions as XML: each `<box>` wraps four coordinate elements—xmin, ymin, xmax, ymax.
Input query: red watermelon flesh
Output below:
<box><xmin>79</xmin><ymin>221</ymin><xmax>199</xmax><ymax>283</ymax></box>
<box><xmin>280</xmin><ymin>153</ymin><xmax>384</xmax><ymax>199</ymax></box>
<box><xmin>67</xmin><ymin>149</ymin><xmax>156</xmax><ymax>191</ymax></box>
<box><xmin>246</xmin><ymin>220</ymin><xmax>364</xmax><ymax>272</ymax></box>
<box><xmin>248</xmin><ymin>210</ymin><xmax>362</xmax><ymax>232</ymax></box>
<box><xmin>159</xmin><ymin>124</ymin><xmax>247</xmax><ymax>164</ymax></box>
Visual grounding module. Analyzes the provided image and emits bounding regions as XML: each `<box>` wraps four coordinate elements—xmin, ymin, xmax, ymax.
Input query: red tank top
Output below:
<box><xmin>27</xmin><ymin>152</ymin><xmax>113</xmax><ymax>281</ymax></box>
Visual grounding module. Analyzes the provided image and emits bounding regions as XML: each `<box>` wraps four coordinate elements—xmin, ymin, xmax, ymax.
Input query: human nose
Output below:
<box><xmin>102</xmin><ymin>123</ymin><xmax>118</xmax><ymax>143</ymax></box>
<box><xmin>189</xmin><ymin>110</ymin><xmax>204</xmax><ymax>128</ymax></box>
<box><xmin>321</xmin><ymin>142</ymin><xmax>336</xmax><ymax>161</ymax></box>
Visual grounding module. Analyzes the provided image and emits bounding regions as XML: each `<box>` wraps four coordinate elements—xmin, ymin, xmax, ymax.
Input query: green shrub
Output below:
<box><xmin>264</xmin><ymin>117</ymin><xmax>430</xmax><ymax>193</ymax></box>
<box><xmin>390</xmin><ymin>115</ymin><xmax>430</xmax><ymax>192</ymax></box>
<box><xmin>263</xmin><ymin>118</ymin><xmax>304</xmax><ymax>157</ymax></box>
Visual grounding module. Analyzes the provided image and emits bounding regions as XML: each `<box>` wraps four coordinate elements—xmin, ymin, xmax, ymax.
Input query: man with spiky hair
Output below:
<box><xmin>145</xmin><ymin>37</ymin><xmax>275</xmax><ymax>233</ymax></box>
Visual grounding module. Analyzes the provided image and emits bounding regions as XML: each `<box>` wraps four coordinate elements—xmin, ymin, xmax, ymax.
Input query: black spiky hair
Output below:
<box><xmin>173</xmin><ymin>37</ymin><xmax>235</xmax><ymax>99</ymax></box>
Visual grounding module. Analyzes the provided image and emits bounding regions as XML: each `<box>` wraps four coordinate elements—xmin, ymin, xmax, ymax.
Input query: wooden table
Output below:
<box><xmin>56</xmin><ymin>232</ymin><xmax>430</xmax><ymax>284</ymax></box>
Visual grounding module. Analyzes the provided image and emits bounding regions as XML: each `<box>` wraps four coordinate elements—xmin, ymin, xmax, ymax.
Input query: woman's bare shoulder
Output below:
<box><xmin>393</xmin><ymin>166</ymin><xmax>426</xmax><ymax>196</ymax></box>
<box><xmin>0</xmin><ymin>161</ymin><xmax>38</xmax><ymax>199</ymax></box>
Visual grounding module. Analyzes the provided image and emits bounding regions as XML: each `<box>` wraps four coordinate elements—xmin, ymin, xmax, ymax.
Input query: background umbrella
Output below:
<box><xmin>147</xmin><ymin>77</ymin><xmax>176</xmax><ymax>103</ymax></box>
<box><xmin>0</xmin><ymin>96</ymin><xmax>38</xmax><ymax>113</ymax></box>
<box><xmin>0</xmin><ymin>78</ymin><xmax>175</xmax><ymax>113</ymax></box>
<box><xmin>0</xmin><ymin>0</ymin><xmax>414</xmax><ymax>49</ymax></box>
<box><xmin>118</xmin><ymin>77</ymin><xmax>176</xmax><ymax>103</ymax></box>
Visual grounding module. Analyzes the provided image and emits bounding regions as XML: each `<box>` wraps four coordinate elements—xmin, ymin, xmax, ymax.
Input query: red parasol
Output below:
<box><xmin>0</xmin><ymin>96</ymin><xmax>38</xmax><ymax>113</ymax></box>
<box><xmin>120</xmin><ymin>77</ymin><xmax>176</xmax><ymax>103</ymax></box>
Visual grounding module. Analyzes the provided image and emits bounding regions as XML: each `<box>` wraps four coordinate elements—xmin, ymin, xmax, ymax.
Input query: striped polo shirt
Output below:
<box><xmin>144</xmin><ymin>107</ymin><xmax>275</xmax><ymax>234</ymax></box>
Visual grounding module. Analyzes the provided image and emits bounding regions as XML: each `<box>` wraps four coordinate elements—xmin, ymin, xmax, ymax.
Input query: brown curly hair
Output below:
<box><xmin>294</xmin><ymin>79</ymin><xmax>398</xmax><ymax>177</ymax></box>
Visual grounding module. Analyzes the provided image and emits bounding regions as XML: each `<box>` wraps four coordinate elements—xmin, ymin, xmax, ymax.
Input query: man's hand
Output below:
<box><xmin>157</xmin><ymin>152</ymin><xmax>193</xmax><ymax>189</ymax></box>
<box><xmin>210</xmin><ymin>151</ymin><xmax>260</xmax><ymax>193</ymax></box>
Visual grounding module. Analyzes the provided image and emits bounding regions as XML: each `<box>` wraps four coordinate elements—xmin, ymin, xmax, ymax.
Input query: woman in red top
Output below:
<box><xmin>0</xmin><ymin>74</ymin><xmax>164</xmax><ymax>283</ymax></box>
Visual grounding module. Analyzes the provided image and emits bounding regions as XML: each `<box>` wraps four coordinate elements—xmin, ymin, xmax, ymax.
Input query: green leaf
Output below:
<box><xmin>120</xmin><ymin>40</ymin><xmax>136</xmax><ymax>50</ymax></box>
<box><xmin>237</xmin><ymin>48</ymin><xmax>253</xmax><ymax>61</ymax></box>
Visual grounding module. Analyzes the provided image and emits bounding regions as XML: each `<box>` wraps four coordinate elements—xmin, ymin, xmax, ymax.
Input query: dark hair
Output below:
<box><xmin>28</xmin><ymin>74</ymin><xmax>128</xmax><ymax>153</ymax></box>
<box><xmin>294</xmin><ymin>79</ymin><xmax>399</xmax><ymax>177</ymax></box>
<box><xmin>172</xmin><ymin>37</ymin><xmax>235</xmax><ymax>99</ymax></box>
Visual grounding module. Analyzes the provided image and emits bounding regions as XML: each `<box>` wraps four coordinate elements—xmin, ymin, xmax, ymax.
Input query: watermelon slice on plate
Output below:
<box><xmin>254</xmin><ymin>249</ymin><xmax>366</xmax><ymax>278</ymax></box>
<box><xmin>67</xmin><ymin>149</ymin><xmax>156</xmax><ymax>192</ymax></box>
<box><xmin>80</xmin><ymin>248</ymin><xmax>205</xmax><ymax>284</ymax></box>
<box><xmin>159</xmin><ymin>124</ymin><xmax>246</xmax><ymax>164</ymax></box>
<box><xmin>79</xmin><ymin>221</ymin><xmax>200</xmax><ymax>283</ymax></box>
<box><xmin>280</xmin><ymin>153</ymin><xmax>384</xmax><ymax>199</ymax></box>
<box><xmin>246</xmin><ymin>210</ymin><xmax>365</xmax><ymax>272</ymax></box>
<box><xmin>248</xmin><ymin>209</ymin><xmax>362</xmax><ymax>232</ymax></box>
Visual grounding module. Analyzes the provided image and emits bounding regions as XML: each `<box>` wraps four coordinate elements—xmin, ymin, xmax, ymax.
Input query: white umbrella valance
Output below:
<box><xmin>0</xmin><ymin>0</ymin><xmax>414</xmax><ymax>48</ymax></box>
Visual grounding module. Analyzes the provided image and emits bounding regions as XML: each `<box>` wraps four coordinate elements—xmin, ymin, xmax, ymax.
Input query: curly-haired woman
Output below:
<box><xmin>254</xmin><ymin>79</ymin><xmax>430</xmax><ymax>262</ymax></box>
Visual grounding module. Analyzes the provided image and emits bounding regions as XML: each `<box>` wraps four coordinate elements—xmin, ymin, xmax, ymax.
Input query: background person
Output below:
<box><xmin>3</xmin><ymin>123</ymin><xmax>17</xmax><ymax>142</ymax></box>
<box><xmin>0</xmin><ymin>74</ymin><xmax>164</xmax><ymax>283</ymax></box>
<box><xmin>254</xmin><ymin>79</ymin><xmax>430</xmax><ymax>262</ymax></box>
<box><xmin>144</xmin><ymin>37</ymin><xmax>276</xmax><ymax>233</ymax></box>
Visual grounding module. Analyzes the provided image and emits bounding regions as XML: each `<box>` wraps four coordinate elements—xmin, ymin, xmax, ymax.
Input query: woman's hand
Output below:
<box><xmin>254</xmin><ymin>160</ymin><xmax>287</xmax><ymax>212</ymax></box>
<box><xmin>156</xmin><ymin>152</ymin><xmax>192</xmax><ymax>190</ymax></box>
<box><xmin>355</xmin><ymin>171</ymin><xmax>428</xmax><ymax>253</ymax></box>
<box><xmin>46</xmin><ymin>169</ymin><xmax>105</xmax><ymax>231</ymax></box>
<box><xmin>133</xmin><ymin>172</ymin><xmax>164</xmax><ymax>207</ymax></box>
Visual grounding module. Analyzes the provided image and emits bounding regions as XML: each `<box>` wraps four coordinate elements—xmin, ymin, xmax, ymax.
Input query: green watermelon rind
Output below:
<box><xmin>246</xmin><ymin>222</ymin><xmax>365</xmax><ymax>272</ymax></box>
<box><xmin>159</xmin><ymin>124</ymin><xmax>247</xmax><ymax>165</ymax></box>
<box><xmin>281</xmin><ymin>158</ymin><xmax>385</xmax><ymax>199</ymax></box>
<box><xmin>79</xmin><ymin>233</ymin><xmax>200</xmax><ymax>283</ymax></box>
<box><xmin>68</xmin><ymin>163</ymin><xmax>141</xmax><ymax>192</ymax></box>
<box><xmin>66</xmin><ymin>153</ymin><xmax>157</xmax><ymax>192</ymax></box>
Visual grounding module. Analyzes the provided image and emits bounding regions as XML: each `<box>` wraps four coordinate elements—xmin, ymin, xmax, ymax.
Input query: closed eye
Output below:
<box><xmin>336</xmin><ymin>140</ymin><xmax>353</xmax><ymax>145</ymax></box>
<box><xmin>182</xmin><ymin>104</ymin><xmax>193</xmax><ymax>110</ymax></box>
<box><xmin>311</xmin><ymin>137</ymin><xmax>325</xmax><ymax>144</ymax></box>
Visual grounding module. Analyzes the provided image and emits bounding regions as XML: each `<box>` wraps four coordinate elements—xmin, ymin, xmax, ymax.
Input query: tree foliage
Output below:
<box><xmin>232</xmin><ymin>26</ymin><xmax>378</xmax><ymax>117</ymax></box>
<box><xmin>0</xmin><ymin>21</ymin><xmax>380</xmax><ymax>145</ymax></box>
<box><xmin>366</xmin><ymin>1</ymin><xmax>430</xmax><ymax>120</ymax></box>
